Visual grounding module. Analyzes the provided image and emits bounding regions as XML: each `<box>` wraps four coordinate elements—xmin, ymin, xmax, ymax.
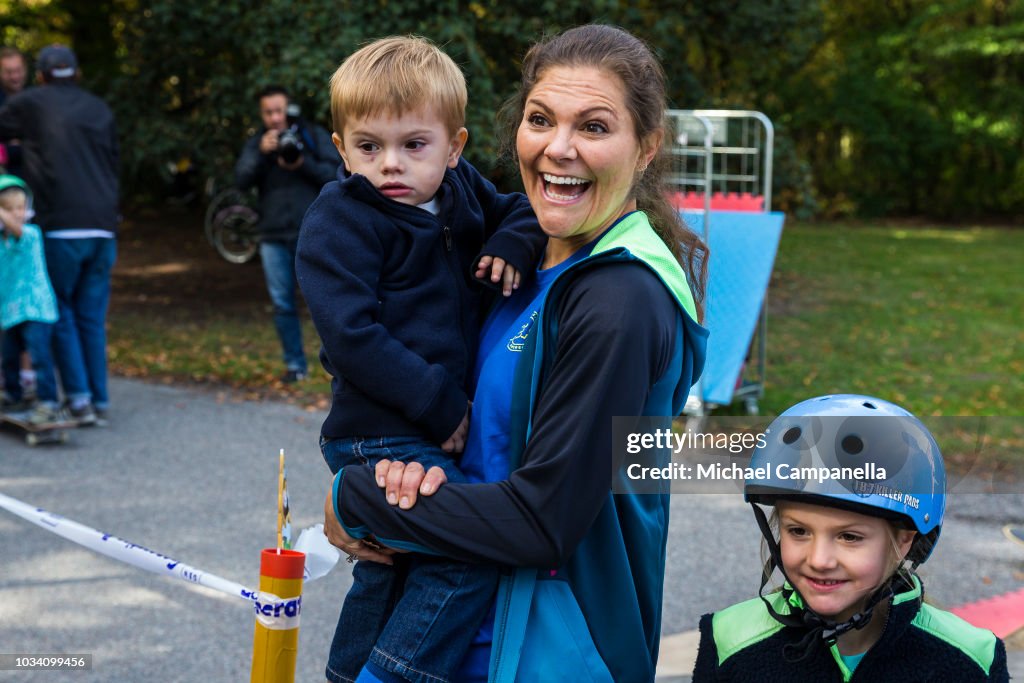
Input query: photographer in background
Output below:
<box><xmin>235</xmin><ymin>85</ymin><xmax>339</xmax><ymax>383</ymax></box>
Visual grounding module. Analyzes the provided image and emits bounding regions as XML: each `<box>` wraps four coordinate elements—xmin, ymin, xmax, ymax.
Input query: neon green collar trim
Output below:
<box><xmin>590</xmin><ymin>211</ymin><xmax>699</xmax><ymax>322</ymax></box>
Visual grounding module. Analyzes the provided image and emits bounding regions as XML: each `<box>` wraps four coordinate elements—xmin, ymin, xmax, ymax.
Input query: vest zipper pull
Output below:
<box><xmin>443</xmin><ymin>226</ymin><xmax>453</xmax><ymax>251</ymax></box>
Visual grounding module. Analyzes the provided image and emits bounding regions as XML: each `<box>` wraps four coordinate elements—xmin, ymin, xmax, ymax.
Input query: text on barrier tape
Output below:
<box><xmin>253</xmin><ymin>592</ymin><xmax>302</xmax><ymax>630</ymax></box>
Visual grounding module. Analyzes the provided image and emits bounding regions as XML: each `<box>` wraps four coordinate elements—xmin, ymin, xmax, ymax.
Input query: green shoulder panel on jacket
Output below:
<box><xmin>590</xmin><ymin>211</ymin><xmax>699</xmax><ymax>323</ymax></box>
<box><xmin>912</xmin><ymin>603</ymin><xmax>998</xmax><ymax>675</ymax></box>
<box><xmin>711</xmin><ymin>593</ymin><xmax>787</xmax><ymax>666</ymax></box>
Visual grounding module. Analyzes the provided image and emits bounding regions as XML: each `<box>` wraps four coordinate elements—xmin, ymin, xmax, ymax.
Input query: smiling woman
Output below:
<box><xmin>501</xmin><ymin>28</ymin><xmax>708</xmax><ymax>305</ymax></box>
<box><xmin>516</xmin><ymin>64</ymin><xmax>647</xmax><ymax>264</ymax></box>
<box><xmin>323</xmin><ymin>25</ymin><xmax>709</xmax><ymax>683</ymax></box>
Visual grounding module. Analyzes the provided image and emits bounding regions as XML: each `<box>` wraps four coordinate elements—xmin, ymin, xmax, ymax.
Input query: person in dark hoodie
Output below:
<box><xmin>235</xmin><ymin>84</ymin><xmax>338</xmax><ymax>383</ymax></box>
<box><xmin>0</xmin><ymin>44</ymin><xmax>118</xmax><ymax>426</ymax></box>
<box><xmin>296</xmin><ymin>36</ymin><xmax>544</xmax><ymax>683</ymax></box>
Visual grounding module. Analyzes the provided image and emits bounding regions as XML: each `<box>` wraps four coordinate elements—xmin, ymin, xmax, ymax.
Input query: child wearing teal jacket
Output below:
<box><xmin>0</xmin><ymin>175</ymin><xmax>60</xmax><ymax>423</ymax></box>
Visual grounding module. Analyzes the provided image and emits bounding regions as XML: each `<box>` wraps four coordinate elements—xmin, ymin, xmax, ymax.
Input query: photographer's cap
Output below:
<box><xmin>37</xmin><ymin>44</ymin><xmax>77</xmax><ymax>79</ymax></box>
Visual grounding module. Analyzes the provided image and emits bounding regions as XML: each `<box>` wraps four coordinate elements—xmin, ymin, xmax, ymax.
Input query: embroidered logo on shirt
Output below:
<box><xmin>507</xmin><ymin>310</ymin><xmax>539</xmax><ymax>352</ymax></box>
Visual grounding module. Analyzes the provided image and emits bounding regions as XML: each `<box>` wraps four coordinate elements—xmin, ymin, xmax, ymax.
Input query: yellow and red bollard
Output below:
<box><xmin>250</xmin><ymin>548</ymin><xmax>305</xmax><ymax>682</ymax></box>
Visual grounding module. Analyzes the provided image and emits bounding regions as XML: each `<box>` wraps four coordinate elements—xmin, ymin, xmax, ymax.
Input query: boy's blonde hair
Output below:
<box><xmin>330</xmin><ymin>36</ymin><xmax>467</xmax><ymax>138</ymax></box>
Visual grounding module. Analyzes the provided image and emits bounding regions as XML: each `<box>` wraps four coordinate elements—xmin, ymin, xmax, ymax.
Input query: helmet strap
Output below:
<box><xmin>750</xmin><ymin>503</ymin><xmax>896</xmax><ymax>663</ymax></box>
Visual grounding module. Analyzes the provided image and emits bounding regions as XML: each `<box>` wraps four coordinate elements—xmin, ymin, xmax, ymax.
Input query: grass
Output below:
<box><xmin>108</xmin><ymin>312</ymin><xmax>330</xmax><ymax>405</ymax></box>
<box><xmin>764</xmin><ymin>222</ymin><xmax>1023</xmax><ymax>417</ymax></box>
<box><xmin>106</xmin><ymin>210</ymin><xmax>331</xmax><ymax>408</ymax></box>
<box><xmin>760</xmin><ymin>222</ymin><xmax>1024</xmax><ymax>470</ymax></box>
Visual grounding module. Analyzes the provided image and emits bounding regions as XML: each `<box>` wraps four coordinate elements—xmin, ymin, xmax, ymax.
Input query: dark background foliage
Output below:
<box><xmin>2</xmin><ymin>0</ymin><xmax>1022</xmax><ymax>221</ymax></box>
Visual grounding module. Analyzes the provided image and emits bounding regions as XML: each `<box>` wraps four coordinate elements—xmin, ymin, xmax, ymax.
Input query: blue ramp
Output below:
<box><xmin>682</xmin><ymin>210</ymin><xmax>785</xmax><ymax>406</ymax></box>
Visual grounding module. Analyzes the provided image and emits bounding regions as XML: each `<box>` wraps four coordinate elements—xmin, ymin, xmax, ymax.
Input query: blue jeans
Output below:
<box><xmin>2</xmin><ymin>321</ymin><xmax>57</xmax><ymax>404</ymax></box>
<box><xmin>44</xmin><ymin>237</ymin><xmax>116</xmax><ymax>409</ymax></box>
<box><xmin>321</xmin><ymin>436</ymin><xmax>498</xmax><ymax>683</ymax></box>
<box><xmin>259</xmin><ymin>239</ymin><xmax>307</xmax><ymax>373</ymax></box>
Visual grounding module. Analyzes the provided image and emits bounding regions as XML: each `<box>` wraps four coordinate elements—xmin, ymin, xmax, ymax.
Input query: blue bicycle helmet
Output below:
<box><xmin>745</xmin><ymin>394</ymin><xmax>945</xmax><ymax>564</ymax></box>
<box><xmin>744</xmin><ymin>395</ymin><xmax>947</xmax><ymax>658</ymax></box>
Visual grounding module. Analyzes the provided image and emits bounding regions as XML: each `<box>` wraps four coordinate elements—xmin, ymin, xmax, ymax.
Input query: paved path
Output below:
<box><xmin>1</xmin><ymin>378</ymin><xmax>1021</xmax><ymax>681</ymax></box>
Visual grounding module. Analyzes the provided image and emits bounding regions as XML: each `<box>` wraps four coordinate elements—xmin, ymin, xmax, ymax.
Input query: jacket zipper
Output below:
<box><xmin>437</xmin><ymin>220</ymin><xmax>470</xmax><ymax>381</ymax></box>
<box><xmin>490</xmin><ymin>572</ymin><xmax>515</xmax><ymax>678</ymax></box>
<box><xmin>845</xmin><ymin>601</ymin><xmax>894</xmax><ymax>682</ymax></box>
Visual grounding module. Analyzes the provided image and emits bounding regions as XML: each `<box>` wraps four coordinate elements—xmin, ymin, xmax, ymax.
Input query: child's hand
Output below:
<box><xmin>440</xmin><ymin>408</ymin><xmax>470</xmax><ymax>454</ymax></box>
<box><xmin>475</xmin><ymin>255</ymin><xmax>521</xmax><ymax>297</ymax></box>
<box><xmin>0</xmin><ymin>205</ymin><xmax>24</xmax><ymax>239</ymax></box>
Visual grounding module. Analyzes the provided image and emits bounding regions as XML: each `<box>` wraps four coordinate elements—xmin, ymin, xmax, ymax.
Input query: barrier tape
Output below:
<box><xmin>253</xmin><ymin>591</ymin><xmax>302</xmax><ymax>630</ymax></box>
<box><xmin>0</xmin><ymin>492</ymin><xmax>337</xmax><ymax>602</ymax></box>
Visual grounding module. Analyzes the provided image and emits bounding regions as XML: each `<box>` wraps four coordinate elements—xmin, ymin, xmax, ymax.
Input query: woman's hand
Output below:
<box><xmin>323</xmin><ymin>490</ymin><xmax>396</xmax><ymax>565</ymax></box>
<box><xmin>375</xmin><ymin>459</ymin><xmax>449</xmax><ymax>510</ymax></box>
<box><xmin>475</xmin><ymin>255</ymin><xmax>521</xmax><ymax>297</ymax></box>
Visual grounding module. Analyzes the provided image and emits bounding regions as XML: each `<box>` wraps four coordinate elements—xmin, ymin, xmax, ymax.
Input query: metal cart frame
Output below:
<box><xmin>666</xmin><ymin>110</ymin><xmax>775</xmax><ymax>415</ymax></box>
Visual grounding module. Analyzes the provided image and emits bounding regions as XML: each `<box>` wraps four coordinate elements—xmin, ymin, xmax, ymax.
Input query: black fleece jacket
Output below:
<box><xmin>693</xmin><ymin>577</ymin><xmax>1010</xmax><ymax>682</ymax></box>
<box><xmin>296</xmin><ymin>160</ymin><xmax>543</xmax><ymax>444</ymax></box>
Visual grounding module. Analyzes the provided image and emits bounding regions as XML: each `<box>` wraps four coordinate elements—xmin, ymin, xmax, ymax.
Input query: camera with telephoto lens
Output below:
<box><xmin>277</xmin><ymin>103</ymin><xmax>305</xmax><ymax>164</ymax></box>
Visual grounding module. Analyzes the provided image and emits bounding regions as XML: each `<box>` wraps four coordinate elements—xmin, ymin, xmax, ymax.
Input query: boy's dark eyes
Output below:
<box><xmin>357</xmin><ymin>142</ymin><xmax>378</xmax><ymax>153</ymax></box>
<box><xmin>405</xmin><ymin>140</ymin><xmax>425</xmax><ymax>150</ymax></box>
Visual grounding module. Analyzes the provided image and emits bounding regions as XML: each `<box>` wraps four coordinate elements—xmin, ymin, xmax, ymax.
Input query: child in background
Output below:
<box><xmin>0</xmin><ymin>175</ymin><xmax>60</xmax><ymax>423</ymax></box>
<box><xmin>296</xmin><ymin>37</ymin><xmax>544</xmax><ymax>683</ymax></box>
<box><xmin>693</xmin><ymin>394</ymin><xmax>1009</xmax><ymax>682</ymax></box>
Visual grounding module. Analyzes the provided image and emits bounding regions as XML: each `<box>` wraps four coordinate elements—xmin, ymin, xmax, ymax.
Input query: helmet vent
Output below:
<box><xmin>862</xmin><ymin>401</ymin><xmax>877</xmax><ymax>409</ymax></box>
<box><xmin>782</xmin><ymin>427</ymin><xmax>802</xmax><ymax>445</ymax></box>
<box><xmin>841</xmin><ymin>435</ymin><xmax>864</xmax><ymax>455</ymax></box>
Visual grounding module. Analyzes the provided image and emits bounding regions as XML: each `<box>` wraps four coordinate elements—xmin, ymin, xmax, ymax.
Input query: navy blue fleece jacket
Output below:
<box><xmin>295</xmin><ymin>160</ymin><xmax>543</xmax><ymax>443</ymax></box>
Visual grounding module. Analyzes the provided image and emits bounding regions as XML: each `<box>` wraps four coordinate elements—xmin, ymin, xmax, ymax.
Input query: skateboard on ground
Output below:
<box><xmin>0</xmin><ymin>409</ymin><xmax>76</xmax><ymax>446</ymax></box>
<box><xmin>1004</xmin><ymin>525</ymin><xmax>1024</xmax><ymax>548</ymax></box>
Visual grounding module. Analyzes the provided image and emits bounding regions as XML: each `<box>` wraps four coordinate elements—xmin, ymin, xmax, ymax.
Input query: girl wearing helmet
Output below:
<box><xmin>693</xmin><ymin>394</ymin><xmax>1009</xmax><ymax>682</ymax></box>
